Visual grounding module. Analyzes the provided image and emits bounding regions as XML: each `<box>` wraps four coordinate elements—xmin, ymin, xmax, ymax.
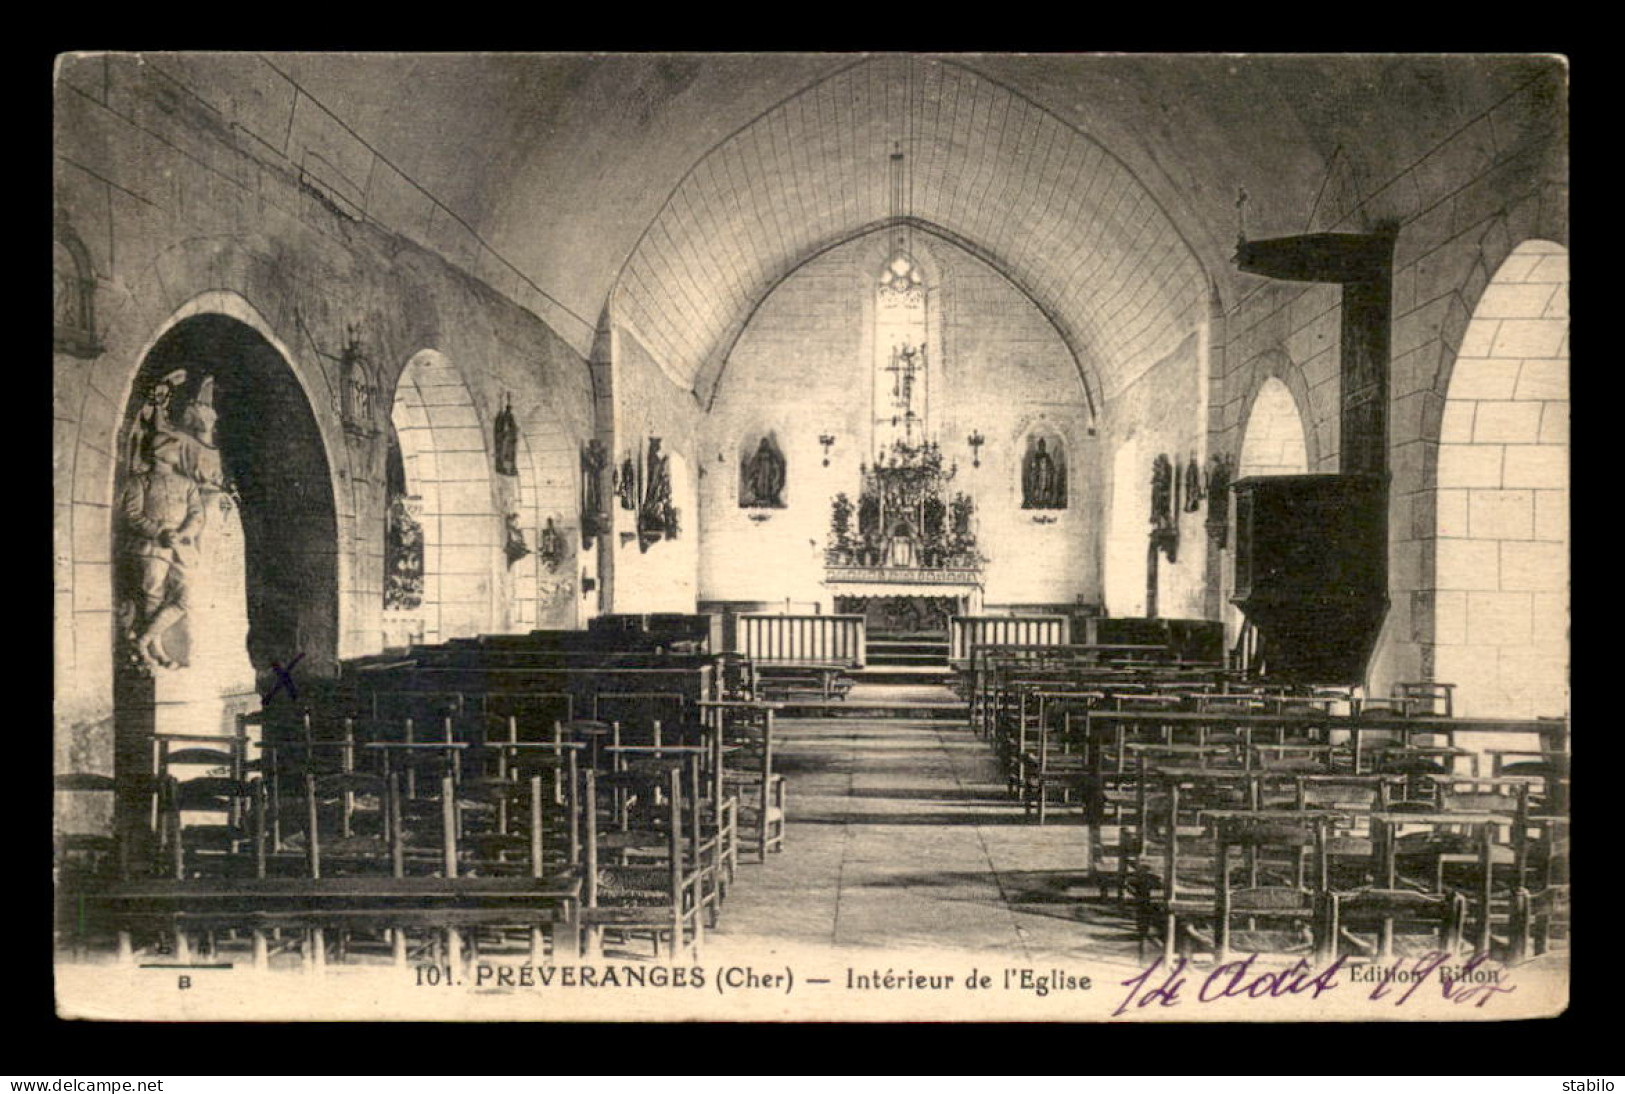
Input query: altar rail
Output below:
<box><xmin>734</xmin><ymin>614</ymin><xmax>864</xmax><ymax>666</ymax></box>
<box><xmin>950</xmin><ymin>615</ymin><xmax>1070</xmax><ymax>663</ymax></box>
<box><xmin>734</xmin><ymin>614</ymin><xmax>866</xmax><ymax>668</ymax></box>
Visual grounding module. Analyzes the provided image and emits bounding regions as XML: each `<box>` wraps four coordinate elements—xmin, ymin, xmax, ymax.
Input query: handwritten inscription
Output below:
<box><xmin>1113</xmin><ymin>951</ymin><xmax>1516</xmax><ymax>1016</ymax></box>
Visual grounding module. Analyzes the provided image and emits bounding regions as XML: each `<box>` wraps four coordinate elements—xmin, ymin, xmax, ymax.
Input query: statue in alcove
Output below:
<box><xmin>1021</xmin><ymin>435</ymin><xmax>1067</xmax><ymax>510</ymax></box>
<box><xmin>739</xmin><ymin>434</ymin><xmax>786</xmax><ymax>508</ymax></box>
<box><xmin>493</xmin><ymin>394</ymin><xmax>519</xmax><ymax>477</ymax></box>
<box><xmin>638</xmin><ymin>437</ymin><xmax>675</xmax><ymax>552</ymax></box>
<box><xmin>121</xmin><ymin>447</ymin><xmax>203</xmax><ymax>671</ymax></box>
<box><xmin>119</xmin><ymin>374</ymin><xmax>226</xmax><ymax>671</ymax></box>
<box><xmin>384</xmin><ymin>495</ymin><xmax>425</xmax><ymax>610</ymax></box>
<box><xmin>1183</xmin><ymin>452</ymin><xmax>1204</xmax><ymax>512</ymax></box>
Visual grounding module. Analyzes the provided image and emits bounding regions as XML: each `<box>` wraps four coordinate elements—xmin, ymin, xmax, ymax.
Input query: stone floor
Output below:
<box><xmin>700</xmin><ymin>687</ymin><xmax>1149</xmax><ymax>970</ymax></box>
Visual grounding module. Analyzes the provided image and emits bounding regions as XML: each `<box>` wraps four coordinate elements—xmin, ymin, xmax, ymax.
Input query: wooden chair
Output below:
<box><xmin>580</xmin><ymin>766</ymin><xmax>706</xmax><ymax>960</ymax></box>
<box><xmin>1393</xmin><ymin>681</ymin><xmax>1455</xmax><ymax>717</ymax></box>
<box><xmin>1212</xmin><ymin>813</ymin><xmax>1327</xmax><ymax>965</ymax></box>
<box><xmin>1319</xmin><ymin>887</ymin><xmax>1467</xmax><ymax>965</ymax></box>
<box><xmin>1130</xmin><ymin>774</ymin><xmax>1223</xmax><ymax>962</ymax></box>
<box><xmin>1511</xmin><ymin>817</ymin><xmax>1570</xmax><ymax>960</ymax></box>
<box><xmin>711</xmin><ymin>704</ymin><xmax>786</xmax><ymax>860</ymax></box>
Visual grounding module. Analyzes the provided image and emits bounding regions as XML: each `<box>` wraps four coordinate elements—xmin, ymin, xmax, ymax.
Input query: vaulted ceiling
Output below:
<box><xmin>252</xmin><ymin>52</ymin><xmax>1563</xmax><ymax>400</ymax></box>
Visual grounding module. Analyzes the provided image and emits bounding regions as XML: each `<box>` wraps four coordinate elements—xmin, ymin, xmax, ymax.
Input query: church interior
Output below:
<box><xmin>52</xmin><ymin>52</ymin><xmax>1568</xmax><ymax>1006</ymax></box>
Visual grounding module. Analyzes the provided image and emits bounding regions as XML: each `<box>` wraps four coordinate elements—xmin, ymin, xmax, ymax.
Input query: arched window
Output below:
<box><xmin>1239</xmin><ymin>378</ymin><xmax>1310</xmax><ymax>478</ymax></box>
<box><xmin>54</xmin><ymin>218</ymin><xmax>100</xmax><ymax>358</ymax></box>
<box><xmin>873</xmin><ymin>251</ymin><xmax>928</xmax><ymax>453</ymax></box>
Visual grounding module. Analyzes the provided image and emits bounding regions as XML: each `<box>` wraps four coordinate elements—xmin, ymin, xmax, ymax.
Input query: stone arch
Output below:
<box><xmin>1223</xmin><ymin>371</ymin><xmax>1315</xmax><ymax>649</ymax></box>
<box><xmin>388</xmin><ymin>349</ymin><xmax>498</xmax><ymax>644</ymax></box>
<box><xmin>1426</xmin><ymin>240</ymin><xmax>1568</xmax><ymax>718</ymax></box>
<box><xmin>615</xmin><ymin>55</ymin><xmax>1209</xmax><ymax>409</ymax></box>
<box><xmin>708</xmin><ymin>219</ymin><xmax>1104</xmax><ymax>420</ymax></box>
<box><xmin>1238</xmin><ymin>377</ymin><xmax>1312</xmax><ymax>479</ymax></box>
<box><xmin>1236</xmin><ymin>353</ymin><xmax>1319</xmax><ymax>475</ymax></box>
<box><xmin>54</xmin><ymin>214</ymin><xmax>100</xmax><ymax>357</ymax></box>
<box><xmin>75</xmin><ymin>288</ymin><xmax>350</xmax><ymax>680</ymax></box>
<box><xmin>113</xmin><ymin>310</ymin><xmax>341</xmax><ymax>680</ymax></box>
<box><xmin>511</xmin><ymin>395</ymin><xmax>581</xmax><ymax>630</ymax></box>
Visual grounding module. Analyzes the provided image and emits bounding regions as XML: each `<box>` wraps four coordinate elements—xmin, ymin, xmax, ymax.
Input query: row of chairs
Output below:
<box><xmin>58</xmin><ymin>688</ymin><xmax>790</xmax><ymax>968</ymax></box>
<box><xmin>965</xmin><ymin>651</ymin><xmax>1567</xmax><ymax>966</ymax></box>
<box><xmin>1115</xmin><ymin>753</ymin><xmax>1568</xmax><ymax>965</ymax></box>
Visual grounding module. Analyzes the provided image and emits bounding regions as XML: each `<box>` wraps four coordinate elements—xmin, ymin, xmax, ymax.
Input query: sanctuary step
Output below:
<box><xmin>850</xmin><ymin>664</ymin><xmax>956</xmax><ymax>687</ymax></box>
<box><xmin>774</xmin><ymin>681</ymin><xmax>962</xmax><ymax>720</ymax></box>
<box><xmin>864</xmin><ymin>637</ymin><xmax>951</xmax><ymax>667</ymax></box>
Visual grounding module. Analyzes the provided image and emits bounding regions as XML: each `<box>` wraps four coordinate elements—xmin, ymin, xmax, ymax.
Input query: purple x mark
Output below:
<box><xmin>263</xmin><ymin>652</ymin><xmax>306</xmax><ymax>704</ymax></box>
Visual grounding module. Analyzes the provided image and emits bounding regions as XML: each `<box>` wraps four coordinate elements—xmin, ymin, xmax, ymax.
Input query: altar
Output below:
<box><xmin>830</xmin><ymin>587</ymin><xmax>980</xmax><ymax>637</ymax></box>
<box><xmin>822</xmin><ymin>434</ymin><xmax>984</xmax><ymax>636</ymax></box>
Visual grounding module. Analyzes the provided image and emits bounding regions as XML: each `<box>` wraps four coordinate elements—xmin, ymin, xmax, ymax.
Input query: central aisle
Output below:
<box><xmin>704</xmin><ymin>688</ymin><xmax>1142</xmax><ymax>967</ymax></box>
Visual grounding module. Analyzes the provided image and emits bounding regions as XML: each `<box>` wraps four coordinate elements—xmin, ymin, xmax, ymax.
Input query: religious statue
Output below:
<box><xmin>638</xmin><ymin>437</ymin><xmax>675</xmax><ymax>552</ymax></box>
<box><xmin>922</xmin><ymin>492</ymin><xmax>946</xmax><ymax>538</ymax></box>
<box><xmin>1205</xmin><ymin>452</ymin><xmax>1233</xmax><ymax>547</ymax></box>
<box><xmin>1151</xmin><ymin>452</ymin><xmax>1178</xmax><ymax>562</ymax></box>
<box><xmin>126</xmin><ymin>369</ymin><xmax>184</xmax><ymax>472</ymax></box>
<box><xmin>493</xmin><ymin>394</ymin><xmax>519</xmax><ymax>477</ymax></box>
<box><xmin>857</xmin><ymin>492</ymin><xmax>880</xmax><ymax>540</ymax></box>
<box><xmin>1183</xmin><ymin>452</ymin><xmax>1204</xmax><ymax>512</ymax></box>
<box><xmin>884</xmin><ymin>520</ymin><xmax>917</xmax><ymax>568</ymax></box>
<box><xmin>617</xmin><ymin>456</ymin><xmax>639</xmax><ymax>511</ymax></box>
<box><xmin>580</xmin><ymin>439</ymin><xmax>608</xmax><ymax>548</ymax></box>
<box><xmin>1021</xmin><ymin>435</ymin><xmax>1067</xmax><ymax>510</ymax></box>
<box><xmin>739</xmin><ymin>434</ymin><xmax>787</xmax><ymax>508</ymax></box>
<box><xmin>120</xmin><ymin>453</ymin><xmax>203</xmax><ymax>671</ymax></box>
<box><xmin>1151</xmin><ymin>453</ymin><xmax>1175</xmax><ymax>530</ymax></box>
<box><xmin>503</xmin><ymin>512</ymin><xmax>530</xmax><ymax>566</ymax></box>
<box><xmin>118</xmin><ymin>373</ymin><xmax>225</xmax><ymax>671</ymax></box>
<box><xmin>537</xmin><ymin>517</ymin><xmax>567</xmax><ymax>572</ymax></box>
<box><xmin>384</xmin><ymin>494</ymin><xmax>425</xmax><ymax>610</ymax></box>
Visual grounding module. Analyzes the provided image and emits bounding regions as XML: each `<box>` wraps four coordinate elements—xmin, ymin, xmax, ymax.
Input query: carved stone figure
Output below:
<box><xmin>1184</xmin><ymin>453</ymin><xmax>1204</xmax><ymax>512</ymax></box>
<box><xmin>493</xmin><ymin>394</ymin><xmax>519</xmax><ymax>477</ymax></box>
<box><xmin>638</xmin><ymin>437</ymin><xmax>675</xmax><ymax>551</ymax></box>
<box><xmin>580</xmin><ymin>439</ymin><xmax>608</xmax><ymax>547</ymax></box>
<box><xmin>857</xmin><ymin>492</ymin><xmax>880</xmax><ymax>538</ymax></box>
<box><xmin>504</xmin><ymin>512</ymin><xmax>530</xmax><ymax>566</ymax></box>
<box><xmin>739</xmin><ymin>435</ymin><xmax>787</xmax><ymax>508</ymax></box>
<box><xmin>127</xmin><ymin>369</ymin><xmax>184</xmax><ymax>472</ymax></box>
<box><xmin>618</xmin><ymin>456</ymin><xmax>639</xmax><ymax>511</ymax></box>
<box><xmin>384</xmin><ymin>494</ymin><xmax>425</xmax><ymax>610</ymax></box>
<box><xmin>1022</xmin><ymin>435</ymin><xmax>1067</xmax><ymax>510</ymax></box>
<box><xmin>120</xmin><ymin>456</ymin><xmax>203</xmax><ymax>670</ymax></box>
<box><xmin>119</xmin><ymin>374</ymin><xmax>226</xmax><ymax>671</ymax></box>
<box><xmin>153</xmin><ymin>375</ymin><xmax>225</xmax><ymax>490</ymax></box>
<box><xmin>1205</xmin><ymin>452</ymin><xmax>1233</xmax><ymax>547</ymax></box>
<box><xmin>1151</xmin><ymin>453</ymin><xmax>1175</xmax><ymax>531</ymax></box>
<box><xmin>538</xmin><ymin>517</ymin><xmax>567</xmax><ymax>572</ymax></box>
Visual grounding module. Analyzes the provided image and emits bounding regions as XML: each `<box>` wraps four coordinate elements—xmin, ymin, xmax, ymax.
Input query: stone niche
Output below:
<box><xmin>112</xmin><ymin>314</ymin><xmax>339</xmax><ymax>814</ymax></box>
